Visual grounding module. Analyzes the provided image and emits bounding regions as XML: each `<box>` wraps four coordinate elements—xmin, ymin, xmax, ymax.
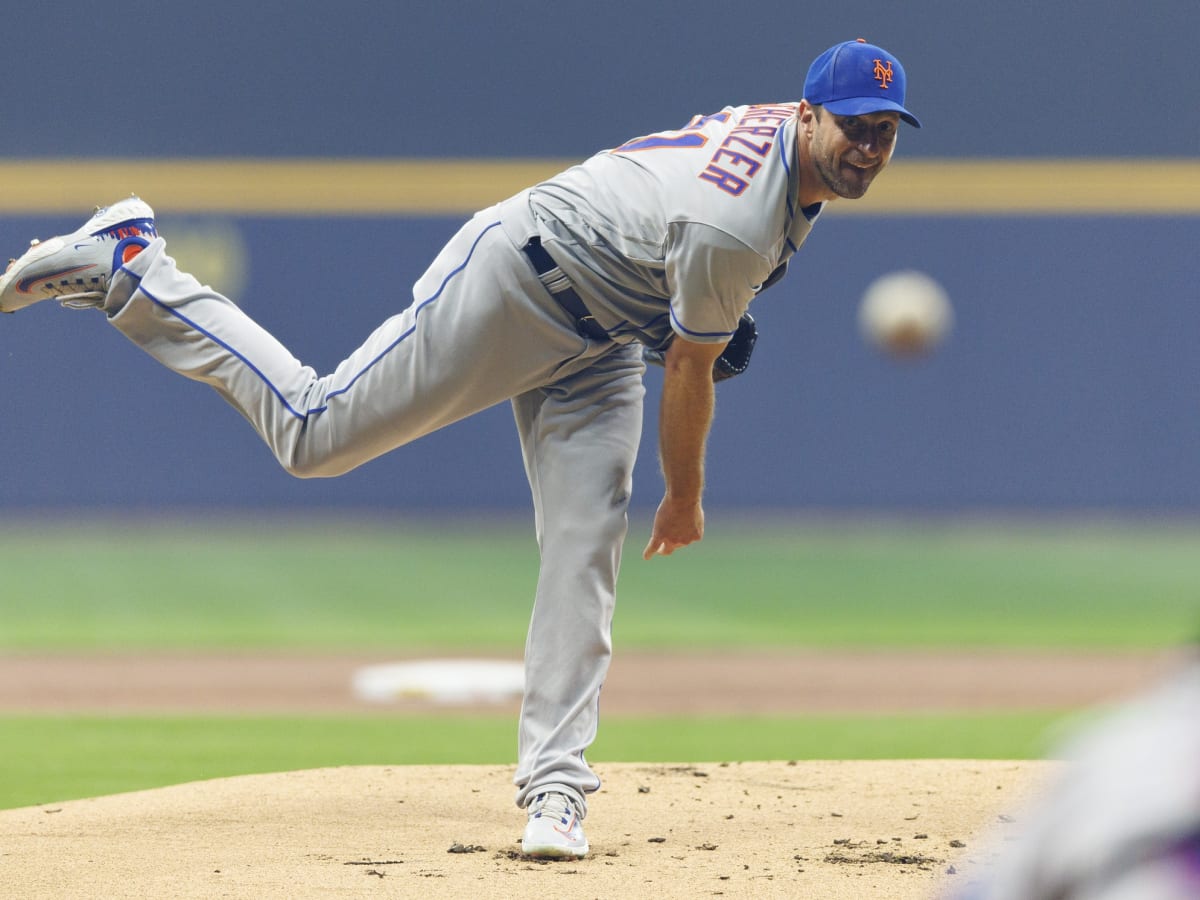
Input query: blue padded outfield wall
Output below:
<box><xmin>0</xmin><ymin>0</ymin><xmax>1197</xmax><ymax>514</ymax></box>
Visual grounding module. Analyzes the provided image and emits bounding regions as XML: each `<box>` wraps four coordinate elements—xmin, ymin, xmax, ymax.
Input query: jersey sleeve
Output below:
<box><xmin>664</xmin><ymin>222</ymin><xmax>774</xmax><ymax>343</ymax></box>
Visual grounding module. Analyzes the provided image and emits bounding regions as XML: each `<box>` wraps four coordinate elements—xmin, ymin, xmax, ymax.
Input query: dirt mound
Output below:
<box><xmin>0</xmin><ymin>760</ymin><xmax>1054</xmax><ymax>899</ymax></box>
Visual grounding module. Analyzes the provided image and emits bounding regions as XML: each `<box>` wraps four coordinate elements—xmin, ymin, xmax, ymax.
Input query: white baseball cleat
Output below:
<box><xmin>521</xmin><ymin>791</ymin><xmax>589</xmax><ymax>859</ymax></box>
<box><xmin>0</xmin><ymin>197</ymin><xmax>157</xmax><ymax>313</ymax></box>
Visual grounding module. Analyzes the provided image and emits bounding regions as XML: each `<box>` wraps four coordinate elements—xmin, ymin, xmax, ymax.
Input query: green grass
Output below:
<box><xmin>0</xmin><ymin>516</ymin><xmax>1192</xmax><ymax>811</ymax></box>
<box><xmin>0</xmin><ymin>520</ymin><xmax>542</xmax><ymax>650</ymax></box>
<box><xmin>1</xmin><ymin>517</ymin><xmax>1197</xmax><ymax>650</ymax></box>
<box><xmin>0</xmin><ymin>710</ymin><xmax>1070</xmax><ymax>811</ymax></box>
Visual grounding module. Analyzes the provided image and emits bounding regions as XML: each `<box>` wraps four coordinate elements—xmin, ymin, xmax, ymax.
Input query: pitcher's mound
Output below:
<box><xmin>0</xmin><ymin>760</ymin><xmax>1054</xmax><ymax>899</ymax></box>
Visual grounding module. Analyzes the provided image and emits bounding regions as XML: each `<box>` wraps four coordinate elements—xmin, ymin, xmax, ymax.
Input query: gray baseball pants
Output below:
<box><xmin>103</xmin><ymin>192</ymin><xmax>646</xmax><ymax>815</ymax></box>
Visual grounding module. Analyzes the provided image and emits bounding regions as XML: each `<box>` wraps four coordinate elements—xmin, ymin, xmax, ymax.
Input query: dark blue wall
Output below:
<box><xmin>0</xmin><ymin>1</ymin><xmax>1197</xmax><ymax>514</ymax></box>
<box><xmin>0</xmin><ymin>0</ymin><xmax>1194</xmax><ymax>159</ymax></box>
<box><xmin>1</xmin><ymin>211</ymin><xmax>1197</xmax><ymax>514</ymax></box>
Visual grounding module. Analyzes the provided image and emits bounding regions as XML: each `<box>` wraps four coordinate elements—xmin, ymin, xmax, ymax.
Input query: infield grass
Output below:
<box><xmin>0</xmin><ymin>710</ymin><xmax>1071</xmax><ymax>811</ymax></box>
<box><xmin>0</xmin><ymin>516</ymin><xmax>1193</xmax><ymax>811</ymax></box>
<box><xmin>1</xmin><ymin>516</ymin><xmax>1197</xmax><ymax>650</ymax></box>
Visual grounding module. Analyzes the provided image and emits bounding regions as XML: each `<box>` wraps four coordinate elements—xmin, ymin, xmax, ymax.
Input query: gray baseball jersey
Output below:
<box><xmin>88</xmin><ymin>102</ymin><xmax>819</xmax><ymax>819</ymax></box>
<box><xmin>527</xmin><ymin>102</ymin><xmax>823</xmax><ymax>348</ymax></box>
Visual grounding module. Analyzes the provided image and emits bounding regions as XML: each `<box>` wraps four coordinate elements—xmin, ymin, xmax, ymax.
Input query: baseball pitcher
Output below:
<box><xmin>0</xmin><ymin>38</ymin><xmax>920</xmax><ymax>858</ymax></box>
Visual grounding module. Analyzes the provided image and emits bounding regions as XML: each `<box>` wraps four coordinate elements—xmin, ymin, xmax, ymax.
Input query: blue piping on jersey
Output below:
<box><xmin>132</xmin><ymin>220</ymin><xmax>505</xmax><ymax>421</ymax></box>
<box><xmin>134</xmin><ymin>279</ymin><xmax>311</xmax><ymax>419</ymax></box>
<box><xmin>608</xmin><ymin>310</ymin><xmax>670</xmax><ymax>339</ymax></box>
<box><xmin>669</xmin><ymin>305</ymin><xmax>736</xmax><ymax>340</ymax></box>
<box><xmin>320</xmin><ymin>221</ymin><xmax>503</xmax><ymax>405</ymax></box>
<box><xmin>636</xmin><ymin>311</ymin><xmax>672</xmax><ymax>332</ymax></box>
<box><xmin>778</xmin><ymin>121</ymin><xmax>795</xmax><ymax>226</ymax></box>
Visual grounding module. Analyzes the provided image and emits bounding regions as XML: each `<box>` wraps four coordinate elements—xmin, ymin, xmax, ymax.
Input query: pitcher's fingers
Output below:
<box><xmin>643</xmin><ymin>539</ymin><xmax>665</xmax><ymax>560</ymax></box>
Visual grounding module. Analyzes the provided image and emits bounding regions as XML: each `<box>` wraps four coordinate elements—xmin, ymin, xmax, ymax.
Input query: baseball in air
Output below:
<box><xmin>858</xmin><ymin>270</ymin><xmax>953</xmax><ymax>358</ymax></box>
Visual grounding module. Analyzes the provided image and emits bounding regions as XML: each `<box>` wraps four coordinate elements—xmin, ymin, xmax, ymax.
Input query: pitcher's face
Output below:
<box><xmin>806</xmin><ymin>107</ymin><xmax>900</xmax><ymax>200</ymax></box>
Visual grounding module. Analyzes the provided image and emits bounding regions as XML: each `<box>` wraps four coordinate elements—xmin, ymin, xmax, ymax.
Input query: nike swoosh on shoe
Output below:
<box><xmin>17</xmin><ymin>264</ymin><xmax>96</xmax><ymax>294</ymax></box>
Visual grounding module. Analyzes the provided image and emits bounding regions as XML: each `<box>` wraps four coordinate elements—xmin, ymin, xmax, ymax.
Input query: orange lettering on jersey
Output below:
<box><xmin>724</xmin><ymin>134</ymin><xmax>772</xmax><ymax>156</ymax></box>
<box><xmin>699</xmin><ymin>164</ymin><xmax>749</xmax><ymax>196</ymax></box>
<box><xmin>711</xmin><ymin>148</ymin><xmax>762</xmax><ymax>178</ymax></box>
<box><xmin>697</xmin><ymin>103</ymin><xmax>796</xmax><ymax>198</ymax></box>
<box><xmin>873</xmin><ymin>59</ymin><xmax>894</xmax><ymax>89</ymax></box>
<box><xmin>740</xmin><ymin>104</ymin><xmax>796</xmax><ymax>126</ymax></box>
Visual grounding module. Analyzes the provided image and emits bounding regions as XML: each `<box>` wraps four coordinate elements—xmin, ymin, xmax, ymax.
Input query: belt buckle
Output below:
<box><xmin>576</xmin><ymin>316</ymin><xmax>601</xmax><ymax>339</ymax></box>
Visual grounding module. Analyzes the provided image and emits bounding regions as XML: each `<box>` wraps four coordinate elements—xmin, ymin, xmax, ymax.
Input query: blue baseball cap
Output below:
<box><xmin>804</xmin><ymin>38</ymin><xmax>921</xmax><ymax>128</ymax></box>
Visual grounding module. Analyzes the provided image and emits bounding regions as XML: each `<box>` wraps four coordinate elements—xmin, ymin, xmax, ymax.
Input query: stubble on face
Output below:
<box><xmin>812</xmin><ymin>145</ymin><xmax>873</xmax><ymax>199</ymax></box>
<box><xmin>806</xmin><ymin>110</ymin><xmax>896</xmax><ymax>200</ymax></box>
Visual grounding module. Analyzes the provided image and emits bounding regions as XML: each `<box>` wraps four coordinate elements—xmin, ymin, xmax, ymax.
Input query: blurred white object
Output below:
<box><xmin>858</xmin><ymin>269</ymin><xmax>953</xmax><ymax>357</ymax></box>
<box><xmin>353</xmin><ymin>659</ymin><xmax>524</xmax><ymax>705</ymax></box>
<box><xmin>950</xmin><ymin>650</ymin><xmax>1200</xmax><ymax>899</ymax></box>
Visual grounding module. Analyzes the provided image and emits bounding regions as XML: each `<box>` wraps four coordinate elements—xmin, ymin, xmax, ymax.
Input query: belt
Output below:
<box><xmin>521</xmin><ymin>237</ymin><xmax>610</xmax><ymax>342</ymax></box>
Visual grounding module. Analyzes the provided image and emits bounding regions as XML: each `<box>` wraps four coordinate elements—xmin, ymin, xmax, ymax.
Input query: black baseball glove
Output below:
<box><xmin>712</xmin><ymin>311</ymin><xmax>757</xmax><ymax>382</ymax></box>
<box><xmin>642</xmin><ymin>312</ymin><xmax>758</xmax><ymax>383</ymax></box>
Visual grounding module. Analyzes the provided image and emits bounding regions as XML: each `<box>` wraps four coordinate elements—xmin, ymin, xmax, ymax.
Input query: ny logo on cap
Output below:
<box><xmin>873</xmin><ymin>59</ymin><xmax>894</xmax><ymax>89</ymax></box>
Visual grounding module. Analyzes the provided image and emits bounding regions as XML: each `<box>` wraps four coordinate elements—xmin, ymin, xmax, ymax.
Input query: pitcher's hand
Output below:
<box><xmin>643</xmin><ymin>494</ymin><xmax>704</xmax><ymax>560</ymax></box>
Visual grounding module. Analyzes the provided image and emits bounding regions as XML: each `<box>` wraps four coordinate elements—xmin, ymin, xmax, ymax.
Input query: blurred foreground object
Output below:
<box><xmin>951</xmin><ymin>645</ymin><xmax>1200</xmax><ymax>899</ymax></box>
<box><xmin>858</xmin><ymin>269</ymin><xmax>953</xmax><ymax>358</ymax></box>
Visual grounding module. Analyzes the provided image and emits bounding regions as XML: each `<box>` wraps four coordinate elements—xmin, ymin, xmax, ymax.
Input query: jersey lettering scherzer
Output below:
<box><xmin>528</xmin><ymin>103</ymin><xmax>822</xmax><ymax>349</ymax></box>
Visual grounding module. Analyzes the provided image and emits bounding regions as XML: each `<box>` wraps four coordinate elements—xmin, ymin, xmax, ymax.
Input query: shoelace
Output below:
<box><xmin>529</xmin><ymin>792</ymin><xmax>580</xmax><ymax>823</ymax></box>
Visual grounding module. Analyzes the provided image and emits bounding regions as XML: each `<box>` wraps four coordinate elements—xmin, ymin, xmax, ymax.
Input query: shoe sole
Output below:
<box><xmin>0</xmin><ymin>198</ymin><xmax>155</xmax><ymax>313</ymax></box>
<box><xmin>521</xmin><ymin>841</ymin><xmax>589</xmax><ymax>859</ymax></box>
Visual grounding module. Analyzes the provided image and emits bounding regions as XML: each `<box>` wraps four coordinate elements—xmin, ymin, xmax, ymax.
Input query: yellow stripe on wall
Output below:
<box><xmin>0</xmin><ymin>160</ymin><xmax>571</xmax><ymax>216</ymax></box>
<box><xmin>0</xmin><ymin>159</ymin><xmax>1196</xmax><ymax>216</ymax></box>
<box><xmin>853</xmin><ymin>159</ymin><xmax>1200</xmax><ymax>215</ymax></box>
